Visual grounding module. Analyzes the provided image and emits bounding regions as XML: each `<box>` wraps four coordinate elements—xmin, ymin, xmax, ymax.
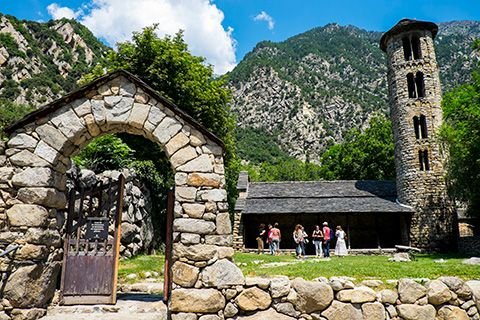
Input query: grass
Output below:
<box><xmin>235</xmin><ymin>252</ymin><xmax>480</xmax><ymax>283</ymax></box>
<box><xmin>118</xmin><ymin>254</ymin><xmax>164</xmax><ymax>284</ymax></box>
<box><xmin>117</xmin><ymin>252</ymin><xmax>480</xmax><ymax>286</ymax></box>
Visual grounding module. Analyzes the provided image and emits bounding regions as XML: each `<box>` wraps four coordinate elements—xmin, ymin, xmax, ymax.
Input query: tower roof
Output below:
<box><xmin>380</xmin><ymin>19</ymin><xmax>438</xmax><ymax>52</ymax></box>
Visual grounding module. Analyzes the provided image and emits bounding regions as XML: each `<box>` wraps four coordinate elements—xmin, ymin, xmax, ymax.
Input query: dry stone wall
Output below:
<box><xmin>384</xmin><ymin>25</ymin><xmax>456</xmax><ymax>249</ymax></box>
<box><xmin>168</xmin><ymin>274</ymin><xmax>480</xmax><ymax>320</ymax></box>
<box><xmin>0</xmin><ymin>71</ymin><xmax>239</xmax><ymax>319</ymax></box>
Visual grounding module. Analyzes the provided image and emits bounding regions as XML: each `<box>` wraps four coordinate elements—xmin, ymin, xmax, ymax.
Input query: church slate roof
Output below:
<box><xmin>236</xmin><ymin>180</ymin><xmax>413</xmax><ymax>214</ymax></box>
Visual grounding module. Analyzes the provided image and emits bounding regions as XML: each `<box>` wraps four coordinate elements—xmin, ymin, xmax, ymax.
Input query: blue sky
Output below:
<box><xmin>1</xmin><ymin>0</ymin><xmax>479</xmax><ymax>74</ymax></box>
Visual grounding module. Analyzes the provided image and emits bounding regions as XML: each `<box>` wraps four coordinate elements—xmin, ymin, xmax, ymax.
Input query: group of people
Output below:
<box><xmin>256</xmin><ymin>222</ymin><xmax>348</xmax><ymax>258</ymax></box>
<box><xmin>257</xmin><ymin>223</ymin><xmax>282</xmax><ymax>255</ymax></box>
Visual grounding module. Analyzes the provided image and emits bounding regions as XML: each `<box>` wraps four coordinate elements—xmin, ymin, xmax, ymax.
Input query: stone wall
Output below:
<box><xmin>384</xmin><ymin>23</ymin><xmax>456</xmax><ymax>249</ymax></box>
<box><xmin>172</xmin><ymin>275</ymin><xmax>478</xmax><ymax>320</ymax></box>
<box><xmin>67</xmin><ymin>167</ymin><xmax>156</xmax><ymax>258</ymax></box>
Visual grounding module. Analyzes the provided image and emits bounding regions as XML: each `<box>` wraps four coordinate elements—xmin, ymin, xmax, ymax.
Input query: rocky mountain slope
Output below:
<box><xmin>0</xmin><ymin>14</ymin><xmax>107</xmax><ymax>106</ymax></box>
<box><xmin>228</xmin><ymin>21</ymin><xmax>480</xmax><ymax>162</ymax></box>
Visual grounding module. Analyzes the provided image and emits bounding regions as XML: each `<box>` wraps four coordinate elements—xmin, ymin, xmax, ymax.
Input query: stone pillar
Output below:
<box><xmin>380</xmin><ymin>20</ymin><xmax>456</xmax><ymax>250</ymax></box>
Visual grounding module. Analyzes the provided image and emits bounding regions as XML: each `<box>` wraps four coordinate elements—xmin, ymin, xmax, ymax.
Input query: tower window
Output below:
<box><xmin>407</xmin><ymin>72</ymin><xmax>426</xmax><ymax>98</ymax></box>
<box><xmin>419</xmin><ymin>150</ymin><xmax>430</xmax><ymax>171</ymax></box>
<box><xmin>402</xmin><ymin>35</ymin><xmax>422</xmax><ymax>61</ymax></box>
<box><xmin>413</xmin><ymin>115</ymin><xmax>428</xmax><ymax>139</ymax></box>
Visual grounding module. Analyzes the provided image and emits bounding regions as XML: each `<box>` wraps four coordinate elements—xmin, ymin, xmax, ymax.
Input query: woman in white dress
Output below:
<box><xmin>335</xmin><ymin>226</ymin><xmax>348</xmax><ymax>257</ymax></box>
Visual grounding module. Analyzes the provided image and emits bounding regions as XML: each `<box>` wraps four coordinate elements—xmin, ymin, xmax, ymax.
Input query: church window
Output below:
<box><xmin>413</xmin><ymin>115</ymin><xmax>428</xmax><ymax>139</ymax></box>
<box><xmin>407</xmin><ymin>72</ymin><xmax>426</xmax><ymax>98</ymax></box>
<box><xmin>419</xmin><ymin>150</ymin><xmax>430</xmax><ymax>171</ymax></box>
<box><xmin>402</xmin><ymin>35</ymin><xmax>422</xmax><ymax>61</ymax></box>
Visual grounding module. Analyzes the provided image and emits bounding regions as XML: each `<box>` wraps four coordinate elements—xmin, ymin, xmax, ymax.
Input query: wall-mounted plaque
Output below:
<box><xmin>85</xmin><ymin>217</ymin><xmax>109</xmax><ymax>241</ymax></box>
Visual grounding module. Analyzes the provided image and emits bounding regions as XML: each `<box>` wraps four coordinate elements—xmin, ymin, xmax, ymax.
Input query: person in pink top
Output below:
<box><xmin>270</xmin><ymin>222</ymin><xmax>282</xmax><ymax>255</ymax></box>
<box><xmin>322</xmin><ymin>222</ymin><xmax>331</xmax><ymax>257</ymax></box>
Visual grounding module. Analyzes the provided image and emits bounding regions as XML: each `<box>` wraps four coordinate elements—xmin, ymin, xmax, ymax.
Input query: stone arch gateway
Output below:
<box><xmin>0</xmin><ymin>70</ymin><xmax>245</xmax><ymax>318</ymax></box>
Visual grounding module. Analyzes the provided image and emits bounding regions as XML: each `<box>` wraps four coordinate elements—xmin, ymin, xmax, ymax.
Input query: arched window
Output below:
<box><xmin>402</xmin><ymin>35</ymin><xmax>422</xmax><ymax>61</ymax></box>
<box><xmin>411</xmin><ymin>35</ymin><xmax>422</xmax><ymax>60</ymax></box>
<box><xmin>419</xmin><ymin>150</ymin><xmax>430</xmax><ymax>171</ymax></box>
<box><xmin>407</xmin><ymin>72</ymin><xmax>426</xmax><ymax>99</ymax></box>
<box><xmin>413</xmin><ymin>116</ymin><xmax>420</xmax><ymax>139</ymax></box>
<box><xmin>413</xmin><ymin>115</ymin><xmax>428</xmax><ymax>139</ymax></box>
<box><xmin>415</xmin><ymin>72</ymin><xmax>425</xmax><ymax>98</ymax></box>
<box><xmin>407</xmin><ymin>73</ymin><xmax>416</xmax><ymax>98</ymax></box>
<box><xmin>420</xmin><ymin>115</ymin><xmax>428</xmax><ymax>139</ymax></box>
<box><xmin>403</xmin><ymin>37</ymin><xmax>412</xmax><ymax>61</ymax></box>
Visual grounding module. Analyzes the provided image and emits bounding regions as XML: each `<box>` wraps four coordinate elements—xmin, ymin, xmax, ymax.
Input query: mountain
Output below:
<box><xmin>0</xmin><ymin>14</ymin><xmax>108</xmax><ymax>106</ymax></box>
<box><xmin>227</xmin><ymin>21</ymin><xmax>480</xmax><ymax>162</ymax></box>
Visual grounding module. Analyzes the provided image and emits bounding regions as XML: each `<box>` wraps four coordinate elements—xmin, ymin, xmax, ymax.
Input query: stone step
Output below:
<box><xmin>41</xmin><ymin>294</ymin><xmax>168</xmax><ymax>320</ymax></box>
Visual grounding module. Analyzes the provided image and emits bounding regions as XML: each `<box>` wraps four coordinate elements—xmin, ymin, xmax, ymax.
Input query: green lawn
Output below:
<box><xmin>235</xmin><ymin>252</ymin><xmax>480</xmax><ymax>283</ymax></box>
<box><xmin>118</xmin><ymin>252</ymin><xmax>480</xmax><ymax>285</ymax></box>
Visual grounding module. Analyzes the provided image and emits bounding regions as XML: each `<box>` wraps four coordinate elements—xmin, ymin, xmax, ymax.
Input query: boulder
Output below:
<box><xmin>172</xmin><ymin>261</ymin><xmax>199</xmax><ymax>287</ymax></box>
<box><xmin>437</xmin><ymin>305</ymin><xmax>470</xmax><ymax>320</ymax></box>
<box><xmin>245</xmin><ymin>277</ymin><xmax>271</xmax><ymax>289</ymax></box>
<box><xmin>321</xmin><ymin>301</ymin><xmax>362</xmax><ymax>320</ymax></box>
<box><xmin>396</xmin><ymin>304</ymin><xmax>436</xmax><ymax>320</ymax></box>
<box><xmin>4</xmin><ymin>262</ymin><xmax>61</xmax><ymax>308</ymax></box>
<box><xmin>121</xmin><ymin>222</ymin><xmax>139</xmax><ymax>243</ymax></box>
<box><xmin>427</xmin><ymin>280</ymin><xmax>454</xmax><ymax>305</ymax></box>
<box><xmin>15</xmin><ymin>244</ymin><xmax>48</xmax><ymax>261</ymax></box>
<box><xmin>398</xmin><ymin>279</ymin><xmax>427</xmax><ymax>304</ymax></box>
<box><xmin>361</xmin><ymin>302</ymin><xmax>385</xmax><ymax>320</ymax></box>
<box><xmin>337</xmin><ymin>286</ymin><xmax>376</xmax><ymax>303</ymax></box>
<box><xmin>200</xmin><ymin>259</ymin><xmax>244</xmax><ymax>288</ymax></box>
<box><xmin>177</xmin><ymin>154</ymin><xmax>213</xmax><ymax>173</ymax></box>
<box><xmin>24</xmin><ymin>228</ymin><xmax>62</xmax><ymax>247</ymax></box>
<box><xmin>173</xmin><ymin>243</ymin><xmax>218</xmax><ymax>261</ymax></box>
<box><xmin>173</xmin><ymin>218</ymin><xmax>216</xmax><ymax>235</ymax></box>
<box><xmin>235</xmin><ymin>287</ymin><xmax>272</xmax><ymax>311</ymax></box>
<box><xmin>215</xmin><ymin>212</ymin><xmax>231</xmax><ymax>234</ymax></box>
<box><xmin>187</xmin><ymin>173</ymin><xmax>222</xmax><ymax>188</ymax></box>
<box><xmin>170</xmin><ymin>288</ymin><xmax>225</xmax><ymax>313</ymax></box>
<box><xmin>224</xmin><ymin>302</ymin><xmax>238</xmax><ymax>318</ymax></box>
<box><xmin>270</xmin><ymin>276</ymin><xmax>291</xmax><ymax>298</ymax></box>
<box><xmin>17</xmin><ymin>188</ymin><xmax>67</xmax><ymax>209</ymax></box>
<box><xmin>438</xmin><ymin>276</ymin><xmax>464</xmax><ymax>292</ymax></box>
<box><xmin>378</xmin><ymin>289</ymin><xmax>398</xmax><ymax>305</ymax></box>
<box><xmin>182</xmin><ymin>203</ymin><xmax>205</xmax><ymax>219</ymax></box>
<box><xmin>291</xmin><ymin>278</ymin><xmax>334</xmax><ymax>313</ymax></box>
<box><xmin>6</xmin><ymin>204</ymin><xmax>49</xmax><ymax>227</ymax></box>
<box><xmin>463</xmin><ymin>257</ymin><xmax>480</xmax><ymax>265</ymax></box>
<box><xmin>275</xmin><ymin>302</ymin><xmax>301</xmax><ymax>318</ymax></box>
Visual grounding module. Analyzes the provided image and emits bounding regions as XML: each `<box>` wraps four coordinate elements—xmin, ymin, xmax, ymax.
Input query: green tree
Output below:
<box><xmin>0</xmin><ymin>99</ymin><xmax>34</xmax><ymax>139</ymax></box>
<box><xmin>81</xmin><ymin>26</ymin><xmax>239</xmax><ymax>211</ymax></box>
<box><xmin>441</xmin><ymin>70</ymin><xmax>480</xmax><ymax>216</ymax></box>
<box><xmin>318</xmin><ymin>115</ymin><xmax>395</xmax><ymax>180</ymax></box>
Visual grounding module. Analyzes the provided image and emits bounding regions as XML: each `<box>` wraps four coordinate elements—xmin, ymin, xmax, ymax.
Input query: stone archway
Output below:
<box><xmin>0</xmin><ymin>70</ymin><xmax>245</xmax><ymax>318</ymax></box>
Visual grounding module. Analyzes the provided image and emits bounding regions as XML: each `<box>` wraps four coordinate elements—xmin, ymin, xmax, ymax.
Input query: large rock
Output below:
<box><xmin>239</xmin><ymin>308</ymin><xmax>295</xmax><ymax>320</ymax></box>
<box><xmin>182</xmin><ymin>203</ymin><xmax>205</xmax><ymax>219</ymax></box>
<box><xmin>121</xmin><ymin>222</ymin><xmax>140</xmax><ymax>243</ymax></box>
<box><xmin>4</xmin><ymin>262</ymin><xmax>61</xmax><ymax>308</ymax></box>
<box><xmin>200</xmin><ymin>259</ymin><xmax>244</xmax><ymax>288</ymax></box>
<box><xmin>361</xmin><ymin>302</ymin><xmax>385</xmax><ymax>320</ymax></box>
<box><xmin>187</xmin><ymin>173</ymin><xmax>221</xmax><ymax>188</ymax></box>
<box><xmin>270</xmin><ymin>276</ymin><xmax>291</xmax><ymax>298</ymax></box>
<box><xmin>377</xmin><ymin>289</ymin><xmax>398</xmax><ymax>304</ymax></box>
<box><xmin>17</xmin><ymin>188</ymin><xmax>67</xmax><ymax>209</ymax></box>
<box><xmin>349</xmin><ymin>286</ymin><xmax>376</xmax><ymax>303</ymax></box>
<box><xmin>24</xmin><ymin>228</ymin><xmax>62</xmax><ymax>247</ymax></box>
<box><xmin>321</xmin><ymin>301</ymin><xmax>362</xmax><ymax>320</ymax></box>
<box><xmin>173</xmin><ymin>243</ymin><xmax>218</xmax><ymax>261</ymax></box>
<box><xmin>170</xmin><ymin>288</ymin><xmax>225</xmax><ymax>313</ymax></box>
<box><xmin>173</xmin><ymin>218</ymin><xmax>215</xmax><ymax>234</ymax></box>
<box><xmin>177</xmin><ymin>154</ymin><xmax>213</xmax><ymax>173</ymax></box>
<box><xmin>215</xmin><ymin>212</ymin><xmax>231</xmax><ymax>234</ymax></box>
<box><xmin>396</xmin><ymin>304</ymin><xmax>436</xmax><ymax>320</ymax></box>
<box><xmin>6</xmin><ymin>204</ymin><xmax>49</xmax><ymax>227</ymax></box>
<box><xmin>427</xmin><ymin>280</ymin><xmax>454</xmax><ymax>305</ymax></box>
<box><xmin>172</xmin><ymin>261</ymin><xmax>199</xmax><ymax>287</ymax></box>
<box><xmin>12</xmin><ymin>167</ymin><xmax>64</xmax><ymax>190</ymax></box>
<box><xmin>10</xmin><ymin>150</ymin><xmax>50</xmax><ymax>167</ymax></box>
<box><xmin>235</xmin><ymin>287</ymin><xmax>272</xmax><ymax>311</ymax></box>
<box><xmin>197</xmin><ymin>189</ymin><xmax>227</xmax><ymax>202</ymax></box>
<box><xmin>16</xmin><ymin>244</ymin><xmax>49</xmax><ymax>261</ymax></box>
<box><xmin>291</xmin><ymin>278</ymin><xmax>334</xmax><ymax>313</ymax></box>
<box><xmin>398</xmin><ymin>279</ymin><xmax>427</xmax><ymax>304</ymax></box>
<box><xmin>437</xmin><ymin>306</ymin><xmax>470</xmax><ymax>320</ymax></box>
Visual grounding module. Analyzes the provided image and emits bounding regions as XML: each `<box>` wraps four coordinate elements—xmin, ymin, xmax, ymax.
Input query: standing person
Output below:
<box><xmin>335</xmin><ymin>226</ymin><xmax>348</xmax><ymax>257</ymax></box>
<box><xmin>270</xmin><ymin>223</ymin><xmax>282</xmax><ymax>255</ymax></box>
<box><xmin>256</xmin><ymin>224</ymin><xmax>266</xmax><ymax>254</ymax></box>
<box><xmin>293</xmin><ymin>224</ymin><xmax>307</xmax><ymax>259</ymax></box>
<box><xmin>267</xmin><ymin>224</ymin><xmax>274</xmax><ymax>255</ymax></box>
<box><xmin>312</xmin><ymin>225</ymin><xmax>324</xmax><ymax>257</ymax></box>
<box><xmin>322</xmin><ymin>222</ymin><xmax>331</xmax><ymax>258</ymax></box>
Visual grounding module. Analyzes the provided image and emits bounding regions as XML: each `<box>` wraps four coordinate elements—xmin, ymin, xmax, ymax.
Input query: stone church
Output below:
<box><xmin>233</xmin><ymin>19</ymin><xmax>457</xmax><ymax>252</ymax></box>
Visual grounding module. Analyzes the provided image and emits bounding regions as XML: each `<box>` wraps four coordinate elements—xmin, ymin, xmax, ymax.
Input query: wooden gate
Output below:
<box><xmin>163</xmin><ymin>189</ymin><xmax>174</xmax><ymax>302</ymax></box>
<box><xmin>60</xmin><ymin>175</ymin><xmax>125</xmax><ymax>305</ymax></box>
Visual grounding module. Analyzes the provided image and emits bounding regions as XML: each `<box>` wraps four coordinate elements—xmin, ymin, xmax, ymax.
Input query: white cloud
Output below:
<box><xmin>47</xmin><ymin>3</ymin><xmax>82</xmax><ymax>20</ymax></box>
<box><xmin>254</xmin><ymin>11</ymin><xmax>275</xmax><ymax>30</ymax></box>
<box><xmin>46</xmin><ymin>0</ymin><xmax>237</xmax><ymax>74</ymax></box>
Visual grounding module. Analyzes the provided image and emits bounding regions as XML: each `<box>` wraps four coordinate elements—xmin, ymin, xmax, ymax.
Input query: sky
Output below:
<box><xmin>1</xmin><ymin>0</ymin><xmax>480</xmax><ymax>74</ymax></box>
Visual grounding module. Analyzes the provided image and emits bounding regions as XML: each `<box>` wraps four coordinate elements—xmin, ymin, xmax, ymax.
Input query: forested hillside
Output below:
<box><xmin>0</xmin><ymin>14</ymin><xmax>107</xmax><ymax>106</ymax></box>
<box><xmin>228</xmin><ymin>21</ymin><xmax>480</xmax><ymax>162</ymax></box>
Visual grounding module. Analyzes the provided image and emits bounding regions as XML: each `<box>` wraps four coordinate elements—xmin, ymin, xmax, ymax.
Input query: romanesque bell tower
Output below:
<box><xmin>380</xmin><ymin>19</ymin><xmax>456</xmax><ymax>249</ymax></box>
